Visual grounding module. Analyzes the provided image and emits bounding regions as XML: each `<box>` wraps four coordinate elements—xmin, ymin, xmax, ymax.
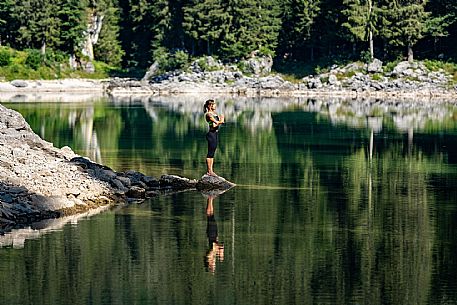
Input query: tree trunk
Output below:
<box><xmin>82</xmin><ymin>12</ymin><xmax>104</xmax><ymax>60</ymax></box>
<box><xmin>40</xmin><ymin>41</ymin><xmax>46</xmax><ymax>55</ymax></box>
<box><xmin>369</xmin><ymin>30</ymin><xmax>374</xmax><ymax>60</ymax></box>
<box><xmin>368</xmin><ymin>0</ymin><xmax>374</xmax><ymax>60</ymax></box>
<box><xmin>407</xmin><ymin>44</ymin><xmax>414</xmax><ymax>63</ymax></box>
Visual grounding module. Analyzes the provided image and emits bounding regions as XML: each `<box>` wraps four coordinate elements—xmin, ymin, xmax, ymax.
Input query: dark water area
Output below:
<box><xmin>1</xmin><ymin>96</ymin><xmax>457</xmax><ymax>305</ymax></box>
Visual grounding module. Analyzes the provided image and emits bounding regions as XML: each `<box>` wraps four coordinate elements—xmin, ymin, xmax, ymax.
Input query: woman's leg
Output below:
<box><xmin>206</xmin><ymin>157</ymin><xmax>214</xmax><ymax>175</ymax></box>
<box><xmin>206</xmin><ymin>132</ymin><xmax>218</xmax><ymax>175</ymax></box>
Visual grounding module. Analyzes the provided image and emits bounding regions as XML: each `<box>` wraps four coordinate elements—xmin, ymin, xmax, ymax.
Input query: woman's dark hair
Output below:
<box><xmin>204</xmin><ymin>99</ymin><xmax>215</xmax><ymax>113</ymax></box>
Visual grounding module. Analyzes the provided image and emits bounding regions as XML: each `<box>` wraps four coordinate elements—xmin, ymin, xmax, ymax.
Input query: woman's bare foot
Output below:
<box><xmin>206</xmin><ymin>171</ymin><xmax>218</xmax><ymax>177</ymax></box>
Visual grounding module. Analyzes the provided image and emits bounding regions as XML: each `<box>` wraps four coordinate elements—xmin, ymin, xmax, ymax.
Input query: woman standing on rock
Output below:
<box><xmin>204</xmin><ymin>99</ymin><xmax>224</xmax><ymax>176</ymax></box>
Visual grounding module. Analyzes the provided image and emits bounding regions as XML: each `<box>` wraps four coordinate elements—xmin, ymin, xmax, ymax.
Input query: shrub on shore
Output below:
<box><xmin>423</xmin><ymin>59</ymin><xmax>457</xmax><ymax>83</ymax></box>
<box><xmin>0</xmin><ymin>47</ymin><xmax>120</xmax><ymax>81</ymax></box>
<box><xmin>0</xmin><ymin>47</ymin><xmax>12</xmax><ymax>67</ymax></box>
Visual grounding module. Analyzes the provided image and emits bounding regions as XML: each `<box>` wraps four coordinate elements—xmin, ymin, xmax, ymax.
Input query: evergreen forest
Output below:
<box><xmin>0</xmin><ymin>0</ymin><xmax>456</xmax><ymax>77</ymax></box>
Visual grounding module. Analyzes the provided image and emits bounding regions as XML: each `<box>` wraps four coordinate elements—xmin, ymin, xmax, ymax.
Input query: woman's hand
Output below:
<box><xmin>219</xmin><ymin>114</ymin><xmax>225</xmax><ymax>124</ymax></box>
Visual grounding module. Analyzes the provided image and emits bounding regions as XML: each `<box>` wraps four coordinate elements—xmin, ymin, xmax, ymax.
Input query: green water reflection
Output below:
<box><xmin>1</xmin><ymin>97</ymin><xmax>457</xmax><ymax>305</ymax></box>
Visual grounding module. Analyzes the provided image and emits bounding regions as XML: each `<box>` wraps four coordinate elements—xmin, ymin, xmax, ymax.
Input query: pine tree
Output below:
<box><xmin>342</xmin><ymin>0</ymin><xmax>377</xmax><ymax>60</ymax></box>
<box><xmin>93</xmin><ymin>0</ymin><xmax>125</xmax><ymax>66</ymax></box>
<box><xmin>0</xmin><ymin>0</ymin><xmax>14</xmax><ymax>45</ymax></box>
<box><xmin>183</xmin><ymin>0</ymin><xmax>230</xmax><ymax>55</ymax></box>
<box><xmin>380</xmin><ymin>0</ymin><xmax>430</xmax><ymax>62</ymax></box>
<box><xmin>220</xmin><ymin>0</ymin><xmax>281</xmax><ymax>59</ymax></box>
<box><xmin>119</xmin><ymin>0</ymin><xmax>170</xmax><ymax>68</ymax></box>
<box><xmin>12</xmin><ymin>0</ymin><xmax>61</xmax><ymax>53</ymax></box>
<box><xmin>149</xmin><ymin>0</ymin><xmax>170</xmax><ymax>52</ymax></box>
<box><xmin>57</xmin><ymin>0</ymin><xmax>87</xmax><ymax>55</ymax></box>
<box><xmin>164</xmin><ymin>0</ymin><xmax>189</xmax><ymax>51</ymax></box>
<box><xmin>311</xmin><ymin>0</ymin><xmax>346</xmax><ymax>61</ymax></box>
<box><xmin>425</xmin><ymin>0</ymin><xmax>456</xmax><ymax>55</ymax></box>
<box><xmin>277</xmin><ymin>0</ymin><xmax>320</xmax><ymax>60</ymax></box>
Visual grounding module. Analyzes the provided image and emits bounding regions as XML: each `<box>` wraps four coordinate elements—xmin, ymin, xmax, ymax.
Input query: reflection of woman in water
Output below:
<box><xmin>204</xmin><ymin>195</ymin><xmax>224</xmax><ymax>273</ymax></box>
<box><xmin>204</xmin><ymin>99</ymin><xmax>224</xmax><ymax>176</ymax></box>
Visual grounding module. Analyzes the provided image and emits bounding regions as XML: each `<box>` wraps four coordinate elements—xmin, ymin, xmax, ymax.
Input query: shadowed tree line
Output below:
<box><xmin>0</xmin><ymin>0</ymin><xmax>457</xmax><ymax>72</ymax></box>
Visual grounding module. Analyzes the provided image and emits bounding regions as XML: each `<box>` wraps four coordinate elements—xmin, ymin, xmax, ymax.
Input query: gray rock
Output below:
<box><xmin>367</xmin><ymin>58</ymin><xmax>383</xmax><ymax>73</ymax></box>
<box><xmin>84</xmin><ymin>61</ymin><xmax>95</xmax><ymax>73</ymax></box>
<box><xmin>70</xmin><ymin>156</ymin><xmax>93</xmax><ymax>169</ymax></box>
<box><xmin>343</xmin><ymin>62</ymin><xmax>364</xmax><ymax>72</ymax></box>
<box><xmin>328</xmin><ymin>75</ymin><xmax>339</xmax><ymax>85</ymax></box>
<box><xmin>196</xmin><ymin>175</ymin><xmax>236</xmax><ymax>191</ymax></box>
<box><xmin>133</xmin><ymin>180</ymin><xmax>147</xmax><ymax>189</ymax></box>
<box><xmin>178</xmin><ymin>75</ymin><xmax>194</xmax><ymax>82</ymax></box>
<box><xmin>126</xmin><ymin>186</ymin><xmax>145</xmax><ymax>199</ymax></box>
<box><xmin>240</xmin><ymin>53</ymin><xmax>273</xmax><ymax>76</ymax></box>
<box><xmin>142</xmin><ymin>176</ymin><xmax>159</xmax><ymax>188</ymax></box>
<box><xmin>10</xmin><ymin>80</ymin><xmax>28</xmax><ymax>88</ymax></box>
<box><xmin>116</xmin><ymin>176</ymin><xmax>131</xmax><ymax>188</ymax></box>
<box><xmin>159</xmin><ymin>175</ymin><xmax>197</xmax><ymax>189</ymax></box>
<box><xmin>111</xmin><ymin>179</ymin><xmax>128</xmax><ymax>194</ymax></box>
<box><xmin>98</xmin><ymin>168</ymin><xmax>117</xmax><ymax>181</ymax></box>
<box><xmin>370</xmin><ymin>82</ymin><xmax>385</xmax><ymax>91</ymax></box>
<box><xmin>142</xmin><ymin>61</ymin><xmax>160</xmax><ymax>81</ymax></box>
<box><xmin>9</xmin><ymin>186</ymin><xmax>27</xmax><ymax>194</ymax></box>
<box><xmin>260</xmin><ymin>76</ymin><xmax>284</xmax><ymax>89</ymax></box>
<box><xmin>392</xmin><ymin>61</ymin><xmax>411</xmax><ymax>76</ymax></box>
<box><xmin>123</xmin><ymin>170</ymin><xmax>146</xmax><ymax>185</ymax></box>
<box><xmin>0</xmin><ymin>194</ymin><xmax>13</xmax><ymax>204</ymax></box>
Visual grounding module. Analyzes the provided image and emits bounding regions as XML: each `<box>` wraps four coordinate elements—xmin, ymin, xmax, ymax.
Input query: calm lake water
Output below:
<box><xmin>1</xmin><ymin>96</ymin><xmax>457</xmax><ymax>305</ymax></box>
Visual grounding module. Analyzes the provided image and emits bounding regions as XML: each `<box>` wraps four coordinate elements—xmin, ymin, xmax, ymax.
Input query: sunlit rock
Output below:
<box><xmin>196</xmin><ymin>175</ymin><xmax>236</xmax><ymax>191</ymax></box>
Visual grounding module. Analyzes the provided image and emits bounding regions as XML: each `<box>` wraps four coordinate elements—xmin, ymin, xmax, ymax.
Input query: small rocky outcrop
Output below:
<box><xmin>367</xmin><ymin>58</ymin><xmax>383</xmax><ymax>73</ymax></box>
<box><xmin>0</xmin><ymin>104</ymin><xmax>235</xmax><ymax>232</ymax></box>
<box><xmin>240</xmin><ymin>51</ymin><xmax>273</xmax><ymax>76</ymax></box>
<box><xmin>196</xmin><ymin>175</ymin><xmax>236</xmax><ymax>191</ymax></box>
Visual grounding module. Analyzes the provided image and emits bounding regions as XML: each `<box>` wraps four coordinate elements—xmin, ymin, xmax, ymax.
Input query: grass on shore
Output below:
<box><xmin>0</xmin><ymin>46</ymin><xmax>128</xmax><ymax>81</ymax></box>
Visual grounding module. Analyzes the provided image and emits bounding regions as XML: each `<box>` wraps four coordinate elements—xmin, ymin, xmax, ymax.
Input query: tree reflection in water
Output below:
<box><xmin>3</xmin><ymin>96</ymin><xmax>457</xmax><ymax>304</ymax></box>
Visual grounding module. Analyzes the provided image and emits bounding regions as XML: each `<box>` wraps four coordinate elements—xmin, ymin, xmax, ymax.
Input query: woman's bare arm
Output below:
<box><xmin>207</xmin><ymin>113</ymin><xmax>224</xmax><ymax>126</ymax></box>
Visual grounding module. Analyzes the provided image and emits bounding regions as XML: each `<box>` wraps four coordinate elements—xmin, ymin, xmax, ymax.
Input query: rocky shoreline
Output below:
<box><xmin>0</xmin><ymin>104</ymin><xmax>235</xmax><ymax>233</ymax></box>
<box><xmin>1</xmin><ymin>59</ymin><xmax>457</xmax><ymax>99</ymax></box>
<box><xmin>108</xmin><ymin>59</ymin><xmax>457</xmax><ymax>98</ymax></box>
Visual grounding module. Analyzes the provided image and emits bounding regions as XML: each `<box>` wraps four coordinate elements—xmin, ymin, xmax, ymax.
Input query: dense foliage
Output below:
<box><xmin>0</xmin><ymin>0</ymin><xmax>456</xmax><ymax>72</ymax></box>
